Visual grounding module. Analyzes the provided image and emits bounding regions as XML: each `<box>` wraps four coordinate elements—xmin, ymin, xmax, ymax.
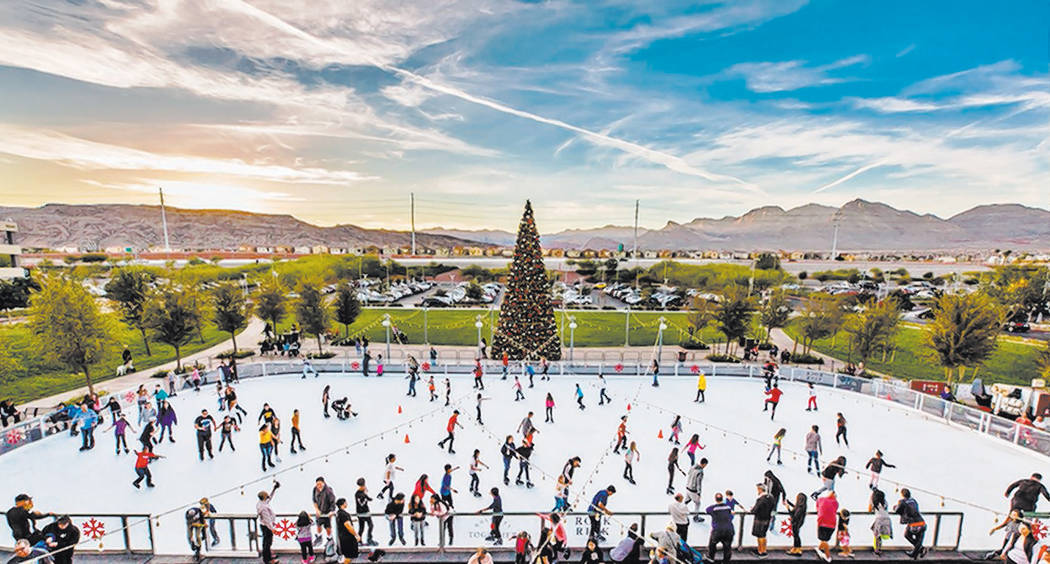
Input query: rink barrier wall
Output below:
<box><xmin>5</xmin><ymin>359</ymin><xmax>1048</xmax><ymax>460</ymax></box>
<box><xmin>0</xmin><ymin>509</ymin><xmax>964</xmax><ymax>558</ymax></box>
<box><xmin>0</xmin><ymin>511</ymin><xmax>154</xmax><ymax>555</ymax></box>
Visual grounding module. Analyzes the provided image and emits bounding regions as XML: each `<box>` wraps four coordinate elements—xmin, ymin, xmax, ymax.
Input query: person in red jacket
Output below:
<box><xmin>763</xmin><ymin>384</ymin><xmax>783</xmax><ymax>420</ymax></box>
<box><xmin>437</xmin><ymin>410</ymin><xmax>462</xmax><ymax>454</ymax></box>
<box><xmin>132</xmin><ymin>450</ymin><xmax>163</xmax><ymax>488</ymax></box>
<box><xmin>815</xmin><ymin>491</ymin><xmax>839</xmax><ymax>562</ymax></box>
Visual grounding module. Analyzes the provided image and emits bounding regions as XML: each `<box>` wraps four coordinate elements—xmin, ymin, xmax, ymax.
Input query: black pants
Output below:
<box><xmin>261</xmin><ymin>525</ymin><xmax>274</xmax><ymax>562</ymax></box>
<box><xmin>197</xmin><ymin>433</ymin><xmax>213</xmax><ymax>459</ymax></box>
<box><xmin>676</xmin><ymin>523</ymin><xmax>689</xmax><ymax>542</ymax></box>
<box><xmin>141</xmin><ymin>437</ymin><xmax>154</xmax><ymax>453</ymax></box>
<box><xmin>323</xmin><ymin>400</ymin><xmax>330</xmax><ymax>418</ymax></box>
<box><xmin>291</xmin><ymin>427</ymin><xmax>305</xmax><ymax>451</ymax></box>
<box><xmin>115</xmin><ymin>433</ymin><xmax>128</xmax><ymax>452</ymax></box>
<box><xmin>470</xmin><ymin>473</ymin><xmax>480</xmax><ymax>493</ymax></box>
<box><xmin>438</xmin><ymin>431</ymin><xmax>455</xmax><ymax>452</ymax></box>
<box><xmin>600</xmin><ymin>389</ymin><xmax>611</xmax><ymax>404</ymax></box>
<box><xmin>905</xmin><ymin>525</ymin><xmax>926</xmax><ymax>558</ymax></box>
<box><xmin>133</xmin><ymin>467</ymin><xmax>153</xmax><ymax>487</ymax></box>
<box><xmin>299</xmin><ymin>540</ymin><xmax>315</xmax><ymax>558</ymax></box>
<box><xmin>503</xmin><ymin>457</ymin><xmax>512</xmax><ymax>482</ymax></box>
<box><xmin>836</xmin><ymin>427</ymin><xmax>848</xmax><ymax>446</ymax></box>
<box><xmin>476</xmin><ymin>405</ymin><xmax>483</xmax><ymax>424</ymax></box>
<box><xmin>380</xmin><ymin>481</ymin><xmax>394</xmax><ymax>499</ymax></box>
<box><xmin>219</xmin><ymin>432</ymin><xmax>234</xmax><ymax>451</ymax></box>
<box><xmin>517</xmin><ymin>461</ymin><xmax>530</xmax><ymax>482</ymax></box>
<box><xmin>708</xmin><ymin>529</ymin><xmax>734</xmax><ymax>562</ymax></box>
<box><xmin>577</xmin><ymin>397</ymin><xmax>585</xmax><ymax>409</ymax></box>
<box><xmin>81</xmin><ymin>427</ymin><xmax>95</xmax><ymax>449</ymax></box>
<box><xmin>490</xmin><ymin>516</ymin><xmax>502</xmax><ymax>538</ymax></box>
<box><xmin>791</xmin><ymin>520</ymin><xmax>802</xmax><ymax>549</ymax></box>
<box><xmin>358</xmin><ymin>516</ymin><xmax>374</xmax><ymax>542</ymax></box>
<box><xmin>623</xmin><ymin>462</ymin><xmax>634</xmax><ymax>481</ymax></box>
<box><xmin>545</xmin><ymin>407</ymin><xmax>553</xmax><ymax>422</ymax></box>
<box><xmin>614</xmin><ymin>436</ymin><xmax>626</xmax><ymax>452</ymax></box>
<box><xmin>441</xmin><ymin>516</ymin><xmax>454</xmax><ymax>543</ymax></box>
<box><xmin>442</xmin><ymin>493</ymin><xmax>455</xmax><ymax>509</ymax></box>
<box><xmin>588</xmin><ymin>514</ymin><xmax>602</xmax><ymax>538</ymax></box>
<box><xmin>695</xmin><ymin>390</ymin><xmax>705</xmax><ymax>402</ymax></box>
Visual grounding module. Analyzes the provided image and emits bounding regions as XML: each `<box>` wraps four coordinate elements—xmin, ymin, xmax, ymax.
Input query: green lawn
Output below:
<box><xmin>330</xmin><ymin>308</ymin><xmax>726</xmax><ymax>348</ymax></box>
<box><xmin>784</xmin><ymin>321</ymin><xmax>1042</xmax><ymax>386</ymax></box>
<box><xmin>0</xmin><ymin>317</ymin><xmax>231</xmax><ymax>404</ymax></box>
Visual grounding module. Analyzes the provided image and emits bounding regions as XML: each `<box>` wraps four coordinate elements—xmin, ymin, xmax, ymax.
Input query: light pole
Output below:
<box><xmin>423</xmin><ymin>305</ymin><xmax>429</xmax><ymax>346</ymax></box>
<box><xmin>475</xmin><ymin>316</ymin><xmax>484</xmax><ymax>358</ymax></box>
<box><xmin>568</xmin><ymin>316</ymin><xmax>577</xmax><ymax>364</ymax></box>
<box><xmin>624</xmin><ymin>306</ymin><xmax>631</xmax><ymax>347</ymax></box>
<box><xmin>381</xmin><ymin>314</ymin><xmax>391</xmax><ymax>360</ymax></box>
<box><xmin>657</xmin><ymin>316</ymin><xmax>667</xmax><ymax>363</ymax></box>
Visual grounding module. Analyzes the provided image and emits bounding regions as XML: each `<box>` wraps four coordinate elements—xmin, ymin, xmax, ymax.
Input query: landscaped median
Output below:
<box><xmin>784</xmin><ymin>321</ymin><xmax>1043</xmax><ymax>386</ymax></box>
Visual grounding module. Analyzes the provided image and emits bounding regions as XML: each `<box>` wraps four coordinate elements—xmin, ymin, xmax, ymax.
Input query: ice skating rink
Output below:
<box><xmin>1</xmin><ymin>371</ymin><xmax>1041</xmax><ymax>554</ymax></box>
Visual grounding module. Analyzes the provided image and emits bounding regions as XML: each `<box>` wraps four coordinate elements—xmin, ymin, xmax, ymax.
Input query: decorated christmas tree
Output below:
<box><xmin>491</xmin><ymin>200</ymin><xmax>561</xmax><ymax>360</ymax></box>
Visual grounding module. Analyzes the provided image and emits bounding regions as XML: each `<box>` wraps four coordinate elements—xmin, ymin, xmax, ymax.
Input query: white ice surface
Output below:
<box><xmin>1</xmin><ymin>371</ymin><xmax>1041</xmax><ymax>555</ymax></box>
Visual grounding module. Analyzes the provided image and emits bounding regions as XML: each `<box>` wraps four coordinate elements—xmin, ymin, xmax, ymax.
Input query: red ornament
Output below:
<box><xmin>123</xmin><ymin>391</ymin><xmax>136</xmax><ymax>403</ymax></box>
<box><xmin>82</xmin><ymin>518</ymin><xmax>106</xmax><ymax>540</ymax></box>
<box><xmin>614</xmin><ymin>363</ymin><xmax>624</xmax><ymax>373</ymax></box>
<box><xmin>1032</xmin><ymin>519</ymin><xmax>1046</xmax><ymax>540</ymax></box>
<box><xmin>351</xmin><ymin>361</ymin><xmax>360</xmax><ymax>370</ymax></box>
<box><xmin>421</xmin><ymin>362</ymin><xmax>431</xmax><ymax>371</ymax></box>
<box><xmin>273</xmin><ymin>518</ymin><xmax>296</xmax><ymax>540</ymax></box>
<box><xmin>690</xmin><ymin>365</ymin><xmax>700</xmax><ymax>374</ymax></box>
<box><xmin>5</xmin><ymin>429</ymin><xmax>24</xmax><ymax>445</ymax></box>
<box><xmin>779</xmin><ymin>519</ymin><xmax>793</xmax><ymax>537</ymax></box>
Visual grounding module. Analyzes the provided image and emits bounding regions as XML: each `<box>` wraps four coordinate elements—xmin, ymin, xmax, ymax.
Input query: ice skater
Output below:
<box><xmin>865</xmin><ymin>450</ymin><xmax>895</xmax><ymax>489</ymax></box>
<box><xmin>218</xmin><ymin>415</ymin><xmax>239</xmax><ymax>452</ymax></box>
<box><xmin>139</xmin><ymin>417</ymin><xmax>157</xmax><ymax>453</ymax></box>
<box><xmin>623</xmin><ymin>441</ymin><xmax>639</xmax><ymax>484</ymax></box>
<box><xmin>477</xmin><ymin>487</ymin><xmax>505</xmax><ymax>544</ymax></box>
<box><xmin>302</xmin><ymin>358</ymin><xmax>318</xmax><ymax>378</ymax></box>
<box><xmin>807</xmin><ymin>383</ymin><xmax>818</xmax><ymax>411</ymax></box>
<box><xmin>132</xmin><ymin>449</ymin><xmax>162</xmax><ymax>488</ymax></box>
<box><xmin>525</xmin><ymin>363</ymin><xmax>535</xmax><ymax>388</ymax></box>
<box><xmin>666</xmin><ymin>447</ymin><xmax>685</xmax><ymax>495</ymax></box>
<box><xmin>437</xmin><ymin>410</ymin><xmax>462</xmax><ymax>454</ymax></box>
<box><xmin>193</xmin><ymin>408</ymin><xmax>216</xmax><ymax>460</ymax></box>
<box><xmin>322</xmin><ymin>385</ymin><xmax>331</xmax><ymax>419</ymax></box>
<box><xmin>501</xmin><ymin>351</ymin><xmax>509</xmax><ymax>379</ymax></box>
<box><xmin>513</xmin><ymin>376</ymin><xmax>525</xmax><ymax>401</ymax></box>
<box><xmin>805</xmin><ymin>425</ymin><xmax>822</xmax><ymax>473</ymax></box>
<box><xmin>695</xmin><ymin>371</ymin><xmax>706</xmax><ymax>403</ymax></box>
<box><xmin>332</xmin><ymin>397</ymin><xmax>358</xmax><ymax>420</ymax></box>
<box><xmin>650</xmin><ymin>359</ymin><xmax>660</xmax><ymax>387</ymax></box>
<box><xmin>378</xmin><ymin>454</ymin><xmax>404</xmax><ymax>500</ymax></box>
<box><xmin>470</xmin><ymin>449</ymin><xmax>489</xmax><ymax>497</ymax></box>
<box><xmin>157</xmin><ymin>400</ymin><xmax>177</xmax><ymax>443</ymax></box>
<box><xmin>767</xmin><ymin>428</ymin><xmax>786</xmax><ymax>465</ymax></box>
<box><xmin>475</xmin><ymin>393</ymin><xmax>491</xmax><ymax>424</ymax></box>
<box><xmin>575</xmin><ymin>384</ymin><xmax>586</xmax><ymax>410</ymax></box>
<box><xmin>439</xmin><ymin>466</ymin><xmax>459</xmax><ymax>508</ymax></box>
<box><xmin>290</xmin><ymin>409</ymin><xmax>306</xmax><ymax>453</ymax></box>
<box><xmin>544</xmin><ymin>393</ymin><xmax>555</xmax><ymax>423</ymax></box>
<box><xmin>518</xmin><ymin>412</ymin><xmax>537</xmax><ymax>440</ymax></box>
<box><xmin>540</xmin><ymin>357</ymin><xmax>550</xmax><ymax>381</ymax></box>
<box><xmin>515</xmin><ymin>441</ymin><xmax>534</xmax><ymax>488</ymax></box>
<box><xmin>668</xmin><ymin>415</ymin><xmax>682</xmax><ymax>445</ymax></box>
<box><xmin>501</xmin><ymin>436</ymin><xmax>516</xmax><ymax>485</ymax></box>
<box><xmin>259</xmin><ymin>423</ymin><xmax>276</xmax><ymax>472</ymax></box>
<box><xmin>473</xmin><ymin>359</ymin><xmax>485</xmax><ymax>390</ymax></box>
<box><xmin>892</xmin><ymin>489</ymin><xmax>927</xmax><ymax>560</ymax></box>
<box><xmin>835</xmin><ymin>413</ymin><xmax>849</xmax><ymax>447</ymax></box>
<box><xmin>226</xmin><ymin>386</ymin><xmax>247</xmax><ymax>423</ymax></box>
<box><xmin>444</xmin><ymin>378</ymin><xmax>452</xmax><ymax>407</ymax></box>
<box><xmin>106</xmin><ymin>412</ymin><xmax>135</xmax><ymax>454</ymax></box>
<box><xmin>763</xmin><ymin>384</ymin><xmax>783</xmax><ymax>420</ymax></box>
<box><xmin>685</xmin><ymin>433</ymin><xmax>704</xmax><ymax>466</ymax></box>
<box><xmin>355</xmin><ymin>478</ymin><xmax>377</xmax><ymax>546</ymax></box>
<box><xmin>428</xmin><ymin>376</ymin><xmax>437</xmax><ymax>402</ymax></box>
<box><xmin>406</xmin><ymin>369</ymin><xmax>418</xmax><ymax>397</ymax></box>
<box><xmin>812</xmin><ymin>456</ymin><xmax>847</xmax><ymax>499</ymax></box>
<box><xmin>613</xmin><ymin>416</ymin><xmax>628</xmax><ymax>453</ymax></box>
<box><xmin>598</xmin><ymin>374</ymin><xmax>611</xmax><ymax>405</ymax></box>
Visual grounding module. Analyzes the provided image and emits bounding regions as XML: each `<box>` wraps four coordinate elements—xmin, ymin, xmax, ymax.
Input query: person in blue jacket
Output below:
<box><xmin>705</xmin><ymin>492</ymin><xmax>735</xmax><ymax>563</ymax></box>
<box><xmin>76</xmin><ymin>404</ymin><xmax>98</xmax><ymax>451</ymax></box>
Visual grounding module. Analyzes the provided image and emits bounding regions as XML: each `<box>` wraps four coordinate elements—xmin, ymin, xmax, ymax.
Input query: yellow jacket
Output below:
<box><xmin>697</xmin><ymin>373</ymin><xmax>707</xmax><ymax>390</ymax></box>
<box><xmin>259</xmin><ymin>429</ymin><xmax>273</xmax><ymax>445</ymax></box>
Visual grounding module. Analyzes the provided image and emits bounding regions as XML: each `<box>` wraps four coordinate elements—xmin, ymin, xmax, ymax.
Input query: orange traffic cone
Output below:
<box><xmin>404</xmin><ymin>434</ymin><xmax>411</xmax><ymax>443</ymax></box>
<box><xmin>398</xmin><ymin>405</ymin><xmax>403</xmax><ymax>414</ymax></box>
<box><xmin>657</xmin><ymin>429</ymin><xmax>664</xmax><ymax>439</ymax></box>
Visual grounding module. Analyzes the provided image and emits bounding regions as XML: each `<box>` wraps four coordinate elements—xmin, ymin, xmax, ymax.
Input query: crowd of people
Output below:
<box><xmin>7</xmin><ymin>349</ymin><xmax>1050</xmax><ymax>564</ymax></box>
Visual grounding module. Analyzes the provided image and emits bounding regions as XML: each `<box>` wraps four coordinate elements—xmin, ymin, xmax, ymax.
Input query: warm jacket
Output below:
<box><xmin>816</xmin><ymin>496</ymin><xmax>839</xmax><ymax>528</ymax></box>
<box><xmin>751</xmin><ymin>494</ymin><xmax>776</xmax><ymax>521</ymax></box>
<box><xmin>685</xmin><ymin>465</ymin><xmax>704</xmax><ymax>493</ymax></box>
<box><xmin>1005</xmin><ymin>479</ymin><xmax>1050</xmax><ymax>511</ymax></box>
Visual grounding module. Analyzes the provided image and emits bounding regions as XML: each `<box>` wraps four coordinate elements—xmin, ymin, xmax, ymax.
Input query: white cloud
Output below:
<box><xmin>725</xmin><ymin>55</ymin><xmax>869</xmax><ymax>93</ymax></box>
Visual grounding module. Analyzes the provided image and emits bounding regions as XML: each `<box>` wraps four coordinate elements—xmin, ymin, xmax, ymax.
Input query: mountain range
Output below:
<box><xmin>2</xmin><ymin>200</ymin><xmax>1050</xmax><ymax>252</ymax></box>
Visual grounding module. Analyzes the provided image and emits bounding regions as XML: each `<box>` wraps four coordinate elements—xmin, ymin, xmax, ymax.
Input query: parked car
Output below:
<box><xmin>1004</xmin><ymin>321</ymin><xmax>1031</xmax><ymax>333</ymax></box>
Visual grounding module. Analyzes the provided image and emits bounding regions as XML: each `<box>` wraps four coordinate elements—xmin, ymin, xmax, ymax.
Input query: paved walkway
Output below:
<box><xmin>20</xmin><ymin>319</ymin><xmax>266</xmax><ymax>410</ymax></box>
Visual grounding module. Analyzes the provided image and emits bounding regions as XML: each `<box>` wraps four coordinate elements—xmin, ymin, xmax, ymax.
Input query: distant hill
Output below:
<box><xmin>3</xmin><ymin>200</ymin><xmax>1050</xmax><ymax>252</ymax></box>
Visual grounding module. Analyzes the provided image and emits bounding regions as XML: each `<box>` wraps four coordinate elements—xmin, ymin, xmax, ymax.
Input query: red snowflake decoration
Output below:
<box><xmin>690</xmin><ymin>365</ymin><xmax>700</xmax><ymax>374</ymax></box>
<box><xmin>81</xmin><ymin>518</ymin><xmax>105</xmax><ymax>540</ymax></box>
<box><xmin>351</xmin><ymin>361</ymin><xmax>360</xmax><ymax>370</ymax></box>
<box><xmin>273</xmin><ymin>518</ymin><xmax>296</xmax><ymax>540</ymax></box>
<box><xmin>1031</xmin><ymin>519</ymin><xmax>1046</xmax><ymax>540</ymax></box>
<box><xmin>5</xmin><ymin>429</ymin><xmax>24</xmax><ymax>446</ymax></box>
<box><xmin>421</xmin><ymin>362</ymin><xmax>431</xmax><ymax>372</ymax></box>
<box><xmin>123</xmin><ymin>391</ymin><xmax>137</xmax><ymax>403</ymax></box>
<box><xmin>614</xmin><ymin>363</ymin><xmax>624</xmax><ymax>373</ymax></box>
<box><xmin>779</xmin><ymin>519</ymin><xmax>793</xmax><ymax>537</ymax></box>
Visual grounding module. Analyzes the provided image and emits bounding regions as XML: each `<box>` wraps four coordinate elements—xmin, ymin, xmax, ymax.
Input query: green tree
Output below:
<box><xmin>755</xmin><ymin>252</ymin><xmax>781</xmax><ymax>270</ymax></box>
<box><xmin>687</xmin><ymin>295</ymin><xmax>717</xmax><ymax>338</ymax></box>
<box><xmin>104</xmin><ymin>269</ymin><xmax>155</xmax><ymax>355</ymax></box>
<box><xmin>714</xmin><ymin>287</ymin><xmax>755</xmax><ymax>354</ymax></box>
<box><xmin>0</xmin><ymin>348</ymin><xmax>21</xmax><ymax>384</ymax></box>
<box><xmin>28</xmin><ymin>276</ymin><xmax>114</xmax><ymax>395</ymax></box>
<box><xmin>923</xmin><ymin>292</ymin><xmax>1003</xmax><ymax>383</ymax></box>
<box><xmin>465</xmin><ymin>281</ymin><xmax>484</xmax><ymax>302</ymax></box>
<box><xmin>212</xmin><ymin>282</ymin><xmax>252</xmax><ymax>353</ymax></box>
<box><xmin>491</xmin><ymin>200</ymin><xmax>561</xmax><ymax>360</ymax></box>
<box><xmin>760</xmin><ymin>290</ymin><xmax>793</xmax><ymax>343</ymax></box>
<box><xmin>255</xmin><ymin>279</ymin><xmax>287</xmax><ymax>335</ymax></box>
<box><xmin>796</xmin><ymin>294</ymin><xmax>845</xmax><ymax>355</ymax></box>
<box><xmin>0</xmin><ymin>276</ymin><xmax>40</xmax><ymax>315</ymax></box>
<box><xmin>843</xmin><ymin>299</ymin><xmax>900</xmax><ymax>364</ymax></box>
<box><xmin>144</xmin><ymin>285</ymin><xmax>200</xmax><ymax>370</ymax></box>
<box><xmin>1037</xmin><ymin>341</ymin><xmax>1050</xmax><ymax>380</ymax></box>
<box><xmin>295</xmin><ymin>282</ymin><xmax>330</xmax><ymax>354</ymax></box>
<box><xmin>333</xmin><ymin>283</ymin><xmax>362</xmax><ymax>337</ymax></box>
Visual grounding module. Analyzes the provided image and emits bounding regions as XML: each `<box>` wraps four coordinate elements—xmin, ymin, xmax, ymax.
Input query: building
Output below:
<box><xmin>0</xmin><ymin>221</ymin><xmax>26</xmax><ymax>279</ymax></box>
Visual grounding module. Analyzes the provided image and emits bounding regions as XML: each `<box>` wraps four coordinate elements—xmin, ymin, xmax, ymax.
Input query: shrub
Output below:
<box><xmin>216</xmin><ymin>349</ymin><xmax>255</xmax><ymax>360</ymax></box>
<box><xmin>307</xmin><ymin>351</ymin><xmax>337</xmax><ymax>359</ymax></box>
<box><xmin>707</xmin><ymin>354</ymin><xmax>741</xmax><ymax>363</ymax></box>
<box><xmin>680</xmin><ymin>339</ymin><xmax>710</xmax><ymax>350</ymax></box>
<box><xmin>790</xmin><ymin>353</ymin><xmax>824</xmax><ymax>365</ymax></box>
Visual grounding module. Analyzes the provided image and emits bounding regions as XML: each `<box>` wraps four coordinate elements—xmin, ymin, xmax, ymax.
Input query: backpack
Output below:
<box><xmin>610</xmin><ymin>536</ymin><xmax>634</xmax><ymax>562</ymax></box>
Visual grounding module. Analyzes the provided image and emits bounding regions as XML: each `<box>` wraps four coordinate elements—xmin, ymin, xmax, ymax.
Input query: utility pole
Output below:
<box><xmin>830</xmin><ymin>212</ymin><xmax>840</xmax><ymax>260</ymax></box>
<box><xmin>633</xmin><ymin>199</ymin><xmax>639</xmax><ymax>289</ymax></box>
<box><xmin>159</xmin><ymin>187</ymin><xmax>171</xmax><ymax>252</ymax></box>
<box><xmin>410</xmin><ymin>192</ymin><xmax>416</xmax><ymax>256</ymax></box>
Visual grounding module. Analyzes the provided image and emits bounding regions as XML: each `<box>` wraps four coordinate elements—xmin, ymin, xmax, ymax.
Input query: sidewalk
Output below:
<box><xmin>20</xmin><ymin>318</ymin><xmax>266</xmax><ymax>410</ymax></box>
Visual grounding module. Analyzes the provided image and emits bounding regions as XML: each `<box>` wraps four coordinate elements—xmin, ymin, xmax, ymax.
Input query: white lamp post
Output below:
<box><xmin>569</xmin><ymin>316</ymin><xmax>578</xmax><ymax>364</ymax></box>
<box><xmin>381</xmin><ymin>314</ymin><xmax>391</xmax><ymax>360</ymax></box>
<box><xmin>657</xmin><ymin>317</ymin><xmax>668</xmax><ymax>363</ymax></box>
<box><xmin>475</xmin><ymin>316</ymin><xmax>484</xmax><ymax>357</ymax></box>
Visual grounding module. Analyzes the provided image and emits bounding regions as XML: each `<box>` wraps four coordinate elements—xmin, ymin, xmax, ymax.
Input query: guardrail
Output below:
<box><xmin>4</xmin><ymin>359</ymin><xmax>1048</xmax><ymax>461</ymax></box>
<box><xmin>0</xmin><ymin>511</ymin><xmax>154</xmax><ymax>554</ymax></box>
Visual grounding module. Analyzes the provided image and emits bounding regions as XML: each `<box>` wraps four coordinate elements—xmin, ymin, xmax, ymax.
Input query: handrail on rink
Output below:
<box><xmin>0</xmin><ymin>510</ymin><xmax>965</xmax><ymax>556</ymax></box>
<box><xmin>0</xmin><ymin>511</ymin><xmax>154</xmax><ymax>554</ymax></box>
<box><xmin>4</xmin><ymin>359</ymin><xmax>1048</xmax><ymax>459</ymax></box>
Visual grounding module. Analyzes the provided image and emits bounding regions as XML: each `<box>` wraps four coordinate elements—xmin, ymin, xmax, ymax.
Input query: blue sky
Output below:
<box><xmin>0</xmin><ymin>0</ymin><xmax>1046</xmax><ymax>231</ymax></box>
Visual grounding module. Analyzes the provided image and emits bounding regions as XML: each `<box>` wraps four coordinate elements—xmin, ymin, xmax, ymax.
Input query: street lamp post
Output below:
<box><xmin>657</xmin><ymin>316</ymin><xmax>667</xmax><ymax>363</ymax></box>
<box><xmin>381</xmin><ymin>314</ymin><xmax>391</xmax><ymax>361</ymax></box>
<box><xmin>423</xmin><ymin>305</ymin><xmax>429</xmax><ymax>346</ymax></box>
<box><xmin>569</xmin><ymin>316</ymin><xmax>577</xmax><ymax>364</ymax></box>
<box><xmin>475</xmin><ymin>316</ymin><xmax>484</xmax><ymax>358</ymax></box>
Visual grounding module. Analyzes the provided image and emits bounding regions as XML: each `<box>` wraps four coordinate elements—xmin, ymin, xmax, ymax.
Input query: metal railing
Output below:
<box><xmin>163</xmin><ymin>509</ymin><xmax>964</xmax><ymax>557</ymax></box>
<box><xmin>5</xmin><ymin>359</ymin><xmax>1049</xmax><ymax>460</ymax></box>
<box><xmin>0</xmin><ymin>511</ymin><xmax>153</xmax><ymax>554</ymax></box>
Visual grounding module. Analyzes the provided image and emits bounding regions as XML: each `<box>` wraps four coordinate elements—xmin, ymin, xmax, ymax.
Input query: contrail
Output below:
<box><xmin>224</xmin><ymin>0</ymin><xmax>751</xmax><ymax>186</ymax></box>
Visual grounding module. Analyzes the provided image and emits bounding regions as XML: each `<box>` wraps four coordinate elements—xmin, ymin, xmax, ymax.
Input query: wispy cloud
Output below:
<box><xmin>725</xmin><ymin>55</ymin><xmax>869</xmax><ymax>93</ymax></box>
